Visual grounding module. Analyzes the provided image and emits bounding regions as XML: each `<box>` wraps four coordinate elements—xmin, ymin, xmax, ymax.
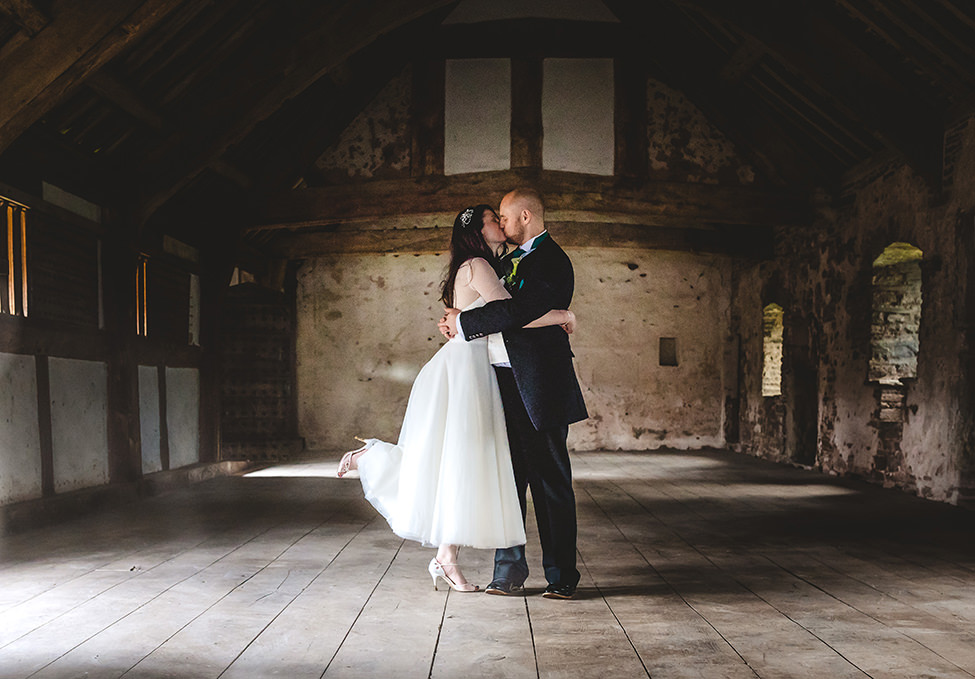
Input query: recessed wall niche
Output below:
<box><xmin>659</xmin><ymin>337</ymin><xmax>678</xmax><ymax>366</ymax></box>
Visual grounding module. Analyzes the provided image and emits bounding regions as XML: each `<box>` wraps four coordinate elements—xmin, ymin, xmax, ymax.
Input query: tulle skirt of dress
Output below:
<box><xmin>355</xmin><ymin>330</ymin><xmax>526</xmax><ymax>550</ymax></box>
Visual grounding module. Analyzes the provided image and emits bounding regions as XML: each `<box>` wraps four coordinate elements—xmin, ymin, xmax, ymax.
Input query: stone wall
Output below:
<box><xmin>296</xmin><ymin>248</ymin><xmax>734</xmax><ymax>452</ymax></box>
<box><xmin>301</xmin><ymin>69</ymin><xmax>752</xmax><ymax>453</ymax></box>
<box><xmin>734</xmin><ymin>117</ymin><xmax>975</xmax><ymax>504</ymax></box>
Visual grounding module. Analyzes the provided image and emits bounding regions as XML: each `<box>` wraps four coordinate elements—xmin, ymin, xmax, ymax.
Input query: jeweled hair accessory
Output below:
<box><xmin>460</xmin><ymin>207</ymin><xmax>474</xmax><ymax>227</ymax></box>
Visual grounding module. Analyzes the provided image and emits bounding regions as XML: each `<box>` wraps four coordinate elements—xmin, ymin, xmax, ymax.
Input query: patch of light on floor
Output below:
<box><xmin>244</xmin><ymin>461</ymin><xmax>348</xmax><ymax>478</ymax></box>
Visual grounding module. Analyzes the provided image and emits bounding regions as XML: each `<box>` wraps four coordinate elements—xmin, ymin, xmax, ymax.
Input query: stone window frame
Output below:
<box><xmin>762</xmin><ymin>302</ymin><xmax>784</xmax><ymax>397</ymax></box>
<box><xmin>867</xmin><ymin>241</ymin><xmax>923</xmax><ymax>386</ymax></box>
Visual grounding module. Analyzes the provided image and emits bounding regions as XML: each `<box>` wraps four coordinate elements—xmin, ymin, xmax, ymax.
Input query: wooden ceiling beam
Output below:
<box><xmin>433</xmin><ymin>18</ymin><xmax>624</xmax><ymax>58</ymax></box>
<box><xmin>604</xmin><ymin>0</ymin><xmax>827</xmax><ymax>188</ymax></box>
<box><xmin>670</xmin><ymin>0</ymin><xmax>947</xmax><ymax>189</ymax></box>
<box><xmin>898</xmin><ymin>0</ymin><xmax>975</xmax><ymax>64</ymax></box>
<box><xmin>84</xmin><ymin>70</ymin><xmax>254</xmax><ymax>187</ymax></box>
<box><xmin>137</xmin><ymin>0</ymin><xmax>459</xmax><ymax>225</ymax></box>
<box><xmin>254</xmin><ymin>5</ymin><xmax>455</xmax><ymax>192</ymax></box>
<box><xmin>250</xmin><ymin>170</ymin><xmax>808</xmax><ymax>233</ymax></box>
<box><xmin>835</xmin><ymin>0</ymin><xmax>972</xmax><ymax>98</ymax></box>
<box><xmin>0</xmin><ymin>0</ymin><xmax>184</xmax><ymax>156</ymax></box>
<box><xmin>938</xmin><ymin>0</ymin><xmax>975</xmax><ymax>34</ymax></box>
<box><xmin>718</xmin><ymin>36</ymin><xmax>766</xmax><ymax>86</ymax></box>
<box><xmin>208</xmin><ymin>158</ymin><xmax>252</xmax><ymax>188</ymax></box>
<box><xmin>118</xmin><ymin>0</ymin><xmax>233</xmax><ymax>76</ymax></box>
<box><xmin>259</xmin><ymin>221</ymin><xmax>773</xmax><ymax>259</ymax></box>
<box><xmin>86</xmin><ymin>71</ymin><xmax>166</xmax><ymax>131</ymax></box>
<box><xmin>155</xmin><ymin>0</ymin><xmax>277</xmax><ymax>107</ymax></box>
<box><xmin>0</xmin><ymin>0</ymin><xmax>49</xmax><ymax>36</ymax></box>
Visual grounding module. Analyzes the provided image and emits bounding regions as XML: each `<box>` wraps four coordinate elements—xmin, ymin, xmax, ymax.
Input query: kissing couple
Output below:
<box><xmin>338</xmin><ymin>187</ymin><xmax>588</xmax><ymax>599</ymax></box>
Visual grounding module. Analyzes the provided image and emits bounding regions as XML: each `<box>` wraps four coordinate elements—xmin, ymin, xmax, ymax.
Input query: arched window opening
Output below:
<box><xmin>762</xmin><ymin>303</ymin><xmax>784</xmax><ymax>396</ymax></box>
<box><xmin>869</xmin><ymin>242</ymin><xmax>923</xmax><ymax>385</ymax></box>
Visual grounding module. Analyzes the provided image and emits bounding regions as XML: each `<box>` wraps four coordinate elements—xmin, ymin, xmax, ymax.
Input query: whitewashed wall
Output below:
<box><xmin>445</xmin><ymin>59</ymin><xmax>511</xmax><ymax>175</ymax></box>
<box><xmin>0</xmin><ymin>352</ymin><xmax>42</xmax><ymax>504</ymax></box>
<box><xmin>569</xmin><ymin>250</ymin><xmax>732</xmax><ymax>450</ymax></box>
<box><xmin>297</xmin><ymin>254</ymin><xmax>446</xmax><ymax>450</ymax></box>
<box><xmin>542</xmin><ymin>59</ymin><xmax>615</xmax><ymax>176</ymax></box>
<box><xmin>139</xmin><ymin>365</ymin><xmax>162</xmax><ymax>474</ymax></box>
<box><xmin>296</xmin><ymin>247</ymin><xmax>732</xmax><ymax>451</ymax></box>
<box><xmin>49</xmin><ymin>357</ymin><xmax>109</xmax><ymax>493</ymax></box>
<box><xmin>166</xmin><ymin>367</ymin><xmax>199</xmax><ymax>468</ymax></box>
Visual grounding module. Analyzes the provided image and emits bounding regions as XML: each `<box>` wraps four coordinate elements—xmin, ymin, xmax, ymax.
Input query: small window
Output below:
<box><xmin>136</xmin><ymin>254</ymin><xmax>149</xmax><ymax>336</ymax></box>
<box><xmin>762</xmin><ymin>304</ymin><xmax>784</xmax><ymax>396</ymax></box>
<box><xmin>0</xmin><ymin>196</ymin><xmax>29</xmax><ymax>317</ymax></box>
<box><xmin>659</xmin><ymin>337</ymin><xmax>678</xmax><ymax>366</ymax></box>
<box><xmin>869</xmin><ymin>242</ymin><xmax>922</xmax><ymax>384</ymax></box>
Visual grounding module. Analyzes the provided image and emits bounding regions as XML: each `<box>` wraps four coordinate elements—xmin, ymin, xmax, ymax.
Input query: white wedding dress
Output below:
<box><xmin>355</xmin><ymin>259</ymin><xmax>526</xmax><ymax>549</ymax></box>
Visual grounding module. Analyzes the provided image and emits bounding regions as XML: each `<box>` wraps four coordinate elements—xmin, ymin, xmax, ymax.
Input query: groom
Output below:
<box><xmin>440</xmin><ymin>187</ymin><xmax>588</xmax><ymax>599</ymax></box>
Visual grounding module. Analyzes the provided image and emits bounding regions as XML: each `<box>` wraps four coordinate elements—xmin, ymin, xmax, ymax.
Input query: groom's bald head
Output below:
<box><xmin>505</xmin><ymin>188</ymin><xmax>544</xmax><ymax>222</ymax></box>
<box><xmin>499</xmin><ymin>188</ymin><xmax>545</xmax><ymax>245</ymax></box>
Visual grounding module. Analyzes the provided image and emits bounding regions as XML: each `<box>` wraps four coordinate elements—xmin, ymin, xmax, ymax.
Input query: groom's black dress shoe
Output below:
<box><xmin>485</xmin><ymin>580</ymin><xmax>524</xmax><ymax>596</ymax></box>
<box><xmin>542</xmin><ymin>583</ymin><xmax>576</xmax><ymax>599</ymax></box>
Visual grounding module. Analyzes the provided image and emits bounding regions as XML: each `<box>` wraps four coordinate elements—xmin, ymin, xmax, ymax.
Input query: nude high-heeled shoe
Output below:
<box><xmin>336</xmin><ymin>437</ymin><xmax>374</xmax><ymax>478</ymax></box>
<box><xmin>428</xmin><ymin>558</ymin><xmax>480</xmax><ymax>592</ymax></box>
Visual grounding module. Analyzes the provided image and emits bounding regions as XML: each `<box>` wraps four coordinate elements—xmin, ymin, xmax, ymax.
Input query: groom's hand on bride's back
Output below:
<box><xmin>439</xmin><ymin>308</ymin><xmax>460</xmax><ymax>339</ymax></box>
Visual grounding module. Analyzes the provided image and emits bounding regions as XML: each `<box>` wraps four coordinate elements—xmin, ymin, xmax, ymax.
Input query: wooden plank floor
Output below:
<box><xmin>2</xmin><ymin>449</ymin><xmax>975</xmax><ymax>678</ymax></box>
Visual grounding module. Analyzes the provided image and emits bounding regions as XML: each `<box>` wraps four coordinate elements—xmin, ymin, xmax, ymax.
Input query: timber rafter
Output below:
<box><xmin>604</xmin><ymin>0</ymin><xmax>829</xmax><ymax>189</ymax></box>
<box><xmin>669</xmin><ymin>0</ymin><xmax>948</xmax><ymax>189</ymax></box>
<box><xmin>0</xmin><ymin>0</ymin><xmax>49</xmax><ymax>36</ymax></box>
<box><xmin>136</xmin><ymin>0</ymin><xmax>459</xmax><ymax>225</ymax></box>
<box><xmin>249</xmin><ymin>170</ymin><xmax>807</xmax><ymax>247</ymax></box>
<box><xmin>0</xmin><ymin>0</ymin><xmax>184</xmax><ymax>156</ymax></box>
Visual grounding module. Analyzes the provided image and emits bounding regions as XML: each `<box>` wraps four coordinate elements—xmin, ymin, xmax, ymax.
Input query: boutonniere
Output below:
<box><xmin>504</xmin><ymin>255</ymin><xmax>524</xmax><ymax>288</ymax></box>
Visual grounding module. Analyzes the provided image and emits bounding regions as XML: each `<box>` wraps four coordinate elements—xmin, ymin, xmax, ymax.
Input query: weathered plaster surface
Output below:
<box><xmin>0</xmin><ymin>352</ymin><xmax>41</xmax><ymax>505</ymax></box>
<box><xmin>297</xmin><ymin>253</ymin><xmax>448</xmax><ymax>450</ymax></box>
<box><xmin>315</xmin><ymin>66</ymin><xmax>411</xmax><ymax>182</ymax></box>
<box><xmin>49</xmin><ymin>357</ymin><xmax>108</xmax><ymax>493</ymax></box>
<box><xmin>647</xmin><ymin>79</ymin><xmax>755</xmax><ymax>185</ymax></box>
<box><xmin>543</xmin><ymin>59</ymin><xmax>614</xmax><ymax>176</ymax></box>
<box><xmin>139</xmin><ymin>365</ymin><xmax>161</xmax><ymax>474</ymax></box>
<box><xmin>296</xmin><ymin>248</ymin><xmax>732</xmax><ymax>452</ymax></box>
<box><xmin>166</xmin><ymin>367</ymin><xmax>199</xmax><ymax>469</ymax></box>
<box><xmin>445</xmin><ymin>59</ymin><xmax>511</xmax><ymax>175</ymax></box>
<box><xmin>570</xmin><ymin>250</ymin><xmax>731</xmax><ymax>450</ymax></box>
<box><xmin>735</xmin><ymin>118</ymin><xmax>975</xmax><ymax>504</ymax></box>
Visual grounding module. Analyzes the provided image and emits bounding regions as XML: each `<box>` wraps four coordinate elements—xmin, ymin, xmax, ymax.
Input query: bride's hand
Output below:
<box><xmin>439</xmin><ymin>308</ymin><xmax>460</xmax><ymax>339</ymax></box>
<box><xmin>561</xmin><ymin>310</ymin><xmax>576</xmax><ymax>334</ymax></box>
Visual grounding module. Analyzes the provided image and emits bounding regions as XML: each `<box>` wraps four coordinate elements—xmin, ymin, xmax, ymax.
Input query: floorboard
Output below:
<box><xmin>1</xmin><ymin>449</ymin><xmax>974</xmax><ymax>678</ymax></box>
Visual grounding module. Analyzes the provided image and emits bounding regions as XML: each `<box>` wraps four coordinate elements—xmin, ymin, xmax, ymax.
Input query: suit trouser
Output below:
<box><xmin>493</xmin><ymin>367</ymin><xmax>580</xmax><ymax>588</ymax></box>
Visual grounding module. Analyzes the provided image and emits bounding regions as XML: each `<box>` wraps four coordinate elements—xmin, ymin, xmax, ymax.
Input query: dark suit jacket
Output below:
<box><xmin>460</xmin><ymin>235</ymin><xmax>588</xmax><ymax>431</ymax></box>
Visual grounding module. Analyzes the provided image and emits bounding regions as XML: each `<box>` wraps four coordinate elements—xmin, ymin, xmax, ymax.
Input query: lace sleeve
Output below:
<box><xmin>457</xmin><ymin>260</ymin><xmax>474</xmax><ymax>287</ymax></box>
<box><xmin>468</xmin><ymin>257</ymin><xmax>511</xmax><ymax>302</ymax></box>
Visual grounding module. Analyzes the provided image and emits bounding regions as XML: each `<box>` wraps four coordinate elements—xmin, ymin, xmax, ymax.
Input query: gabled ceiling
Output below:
<box><xmin>0</xmin><ymin>0</ymin><xmax>972</xmax><ymax>250</ymax></box>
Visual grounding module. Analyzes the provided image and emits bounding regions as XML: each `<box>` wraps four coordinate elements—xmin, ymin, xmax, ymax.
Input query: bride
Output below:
<box><xmin>337</xmin><ymin>204</ymin><xmax>576</xmax><ymax>592</ymax></box>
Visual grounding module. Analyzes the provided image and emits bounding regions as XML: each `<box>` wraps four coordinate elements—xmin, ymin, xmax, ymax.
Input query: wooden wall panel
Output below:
<box><xmin>28</xmin><ymin>212</ymin><xmax>99</xmax><ymax>327</ymax></box>
<box><xmin>147</xmin><ymin>259</ymin><xmax>189</xmax><ymax>345</ymax></box>
<box><xmin>219</xmin><ymin>283</ymin><xmax>296</xmax><ymax>452</ymax></box>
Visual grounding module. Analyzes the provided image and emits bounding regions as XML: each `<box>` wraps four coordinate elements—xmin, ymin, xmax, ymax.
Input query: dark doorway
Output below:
<box><xmin>785</xmin><ymin>314</ymin><xmax>819</xmax><ymax>466</ymax></box>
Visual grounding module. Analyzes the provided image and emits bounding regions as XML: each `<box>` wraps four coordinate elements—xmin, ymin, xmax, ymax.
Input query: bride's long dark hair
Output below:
<box><xmin>439</xmin><ymin>204</ymin><xmax>503</xmax><ymax>308</ymax></box>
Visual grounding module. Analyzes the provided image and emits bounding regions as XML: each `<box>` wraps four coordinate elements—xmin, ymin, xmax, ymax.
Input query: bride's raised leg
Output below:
<box><xmin>336</xmin><ymin>438</ymin><xmax>375</xmax><ymax>478</ymax></box>
<box><xmin>429</xmin><ymin>544</ymin><xmax>479</xmax><ymax>592</ymax></box>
